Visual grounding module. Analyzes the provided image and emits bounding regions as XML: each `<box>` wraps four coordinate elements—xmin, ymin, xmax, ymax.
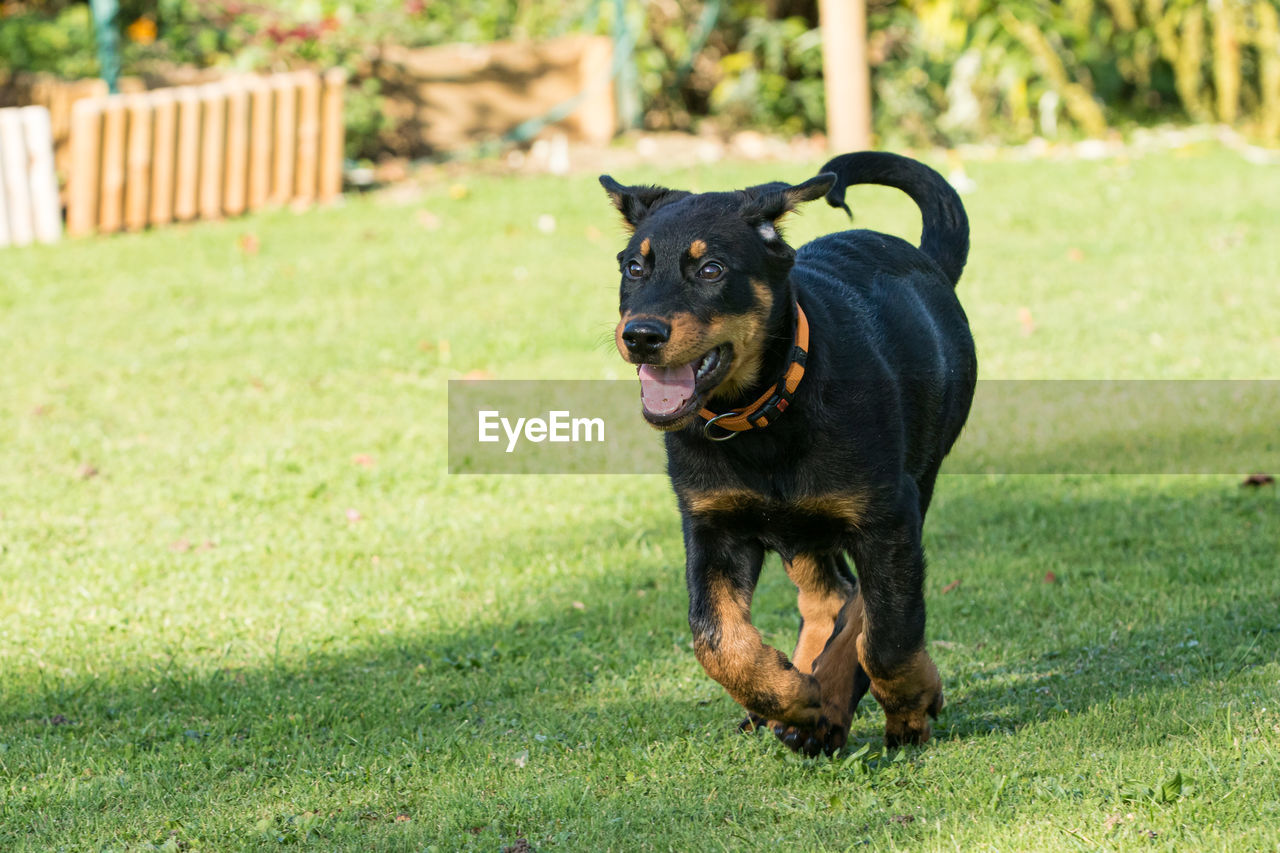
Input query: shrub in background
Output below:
<box><xmin>0</xmin><ymin>3</ymin><xmax>99</xmax><ymax>78</ymax></box>
<box><xmin>1</xmin><ymin>0</ymin><xmax>1276</xmax><ymax>157</ymax></box>
<box><xmin>683</xmin><ymin>0</ymin><xmax>1280</xmax><ymax>145</ymax></box>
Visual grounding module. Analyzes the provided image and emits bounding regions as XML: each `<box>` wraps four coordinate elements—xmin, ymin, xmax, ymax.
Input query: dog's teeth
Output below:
<box><xmin>696</xmin><ymin>352</ymin><xmax>715</xmax><ymax>379</ymax></box>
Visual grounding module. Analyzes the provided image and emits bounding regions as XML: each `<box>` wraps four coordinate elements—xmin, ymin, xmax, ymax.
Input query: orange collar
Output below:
<box><xmin>699</xmin><ymin>301</ymin><xmax>810</xmax><ymax>440</ymax></box>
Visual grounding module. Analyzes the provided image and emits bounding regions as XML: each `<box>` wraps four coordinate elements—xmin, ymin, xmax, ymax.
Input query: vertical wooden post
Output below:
<box><xmin>818</xmin><ymin>0</ymin><xmax>872</xmax><ymax>152</ymax></box>
<box><xmin>67</xmin><ymin>98</ymin><xmax>102</xmax><ymax>237</ymax></box>
<box><xmin>60</xmin><ymin>79</ymin><xmax>109</xmax><ymax>186</ymax></box>
<box><xmin>174</xmin><ymin>89</ymin><xmax>201</xmax><ymax>221</ymax></box>
<box><xmin>98</xmin><ymin>96</ymin><xmax>127</xmax><ymax>233</ymax></box>
<box><xmin>123</xmin><ymin>95</ymin><xmax>152</xmax><ymax>232</ymax></box>
<box><xmin>149</xmin><ymin>89</ymin><xmax>177</xmax><ymax>226</ymax></box>
<box><xmin>270</xmin><ymin>75</ymin><xmax>297</xmax><ymax>205</ymax></box>
<box><xmin>575</xmin><ymin>36</ymin><xmax>616</xmax><ymax>144</ymax></box>
<box><xmin>223</xmin><ymin>81</ymin><xmax>250</xmax><ymax>216</ymax></box>
<box><xmin>20</xmin><ymin>107</ymin><xmax>62</xmax><ymax>244</ymax></box>
<box><xmin>198</xmin><ymin>84</ymin><xmax>226</xmax><ymax>220</ymax></box>
<box><xmin>0</xmin><ymin>141</ymin><xmax>10</xmax><ymax>247</ymax></box>
<box><xmin>0</xmin><ymin>110</ymin><xmax>30</xmax><ymax>246</ymax></box>
<box><xmin>247</xmin><ymin>78</ymin><xmax>273</xmax><ymax>211</ymax></box>
<box><xmin>294</xmin><ymin>72</ymin><xmax>321</xmax><ymax>205</ymax></box>
<box><xmin>318</xmin><ymin>68</ymin><xmax>346</xmax><ymax>203</ymax></box>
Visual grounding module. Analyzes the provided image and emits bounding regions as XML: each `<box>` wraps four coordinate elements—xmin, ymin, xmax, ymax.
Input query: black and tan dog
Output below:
<box><xmin>600</xmin><ymin>152</ymin><xmax>976</xmax><ymax>755</ymax></box>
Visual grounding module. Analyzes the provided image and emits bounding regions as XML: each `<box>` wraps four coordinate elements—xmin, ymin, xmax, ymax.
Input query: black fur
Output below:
<box><xmin>602</xmin><ymin>151</ymin><xmax>976</xmax><ymax>753</ymax></box>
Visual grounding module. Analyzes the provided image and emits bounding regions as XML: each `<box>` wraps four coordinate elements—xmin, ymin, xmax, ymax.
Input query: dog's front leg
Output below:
<box><xmin>851</xmin><ymin>484</ymin><xmax>944</xmax><ymax>746</ymax></box>
<box><xmin>761</xmin><ymin>553</ymin><xmax>871</xmax><ymax>754</ymax></box>
<box><xmin>683</xmin><ymin>522</ymin><xmax>825</xmax><ymax>742</ymax></box>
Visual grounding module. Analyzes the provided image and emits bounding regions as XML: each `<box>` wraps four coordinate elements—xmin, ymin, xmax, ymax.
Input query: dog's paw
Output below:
<box><xmin>858</xmin><ymin>637</ymin><xmax>945</xmax><ymax>748</ymax></box>
<box><xmin>738</xmin><ymin>712</ymin><xmax>768</xmax><ymax>733</ymax></box>
<box><xmin>770</xmin><ymin>717</ymin><xmax>848</xmax><ymax>757</ymax></box>
<box><xmin>883</xmin><ymin>688</ymin><xmax>943</xmax><ymax>747</ymax></box>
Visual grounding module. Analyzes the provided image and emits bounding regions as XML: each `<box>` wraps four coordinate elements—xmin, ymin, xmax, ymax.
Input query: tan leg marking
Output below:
<box><xmin>755</xmin><ymin>557</ymin><xmax>865</xmax><ymax>754</ymax></box>
<box><xmin>693</xmin><ymin>574</ymin><xmax>822</xmax><ymax>725</ymax></box>
<box><xmin>784</xmin><ymin>555</ymin><xmax>854</xmax><ymax>673</ymax></box>
<box><xmin>810</xmin><ymin>594</ymin><xmax>865</xmax><ymax>726</ymax></box>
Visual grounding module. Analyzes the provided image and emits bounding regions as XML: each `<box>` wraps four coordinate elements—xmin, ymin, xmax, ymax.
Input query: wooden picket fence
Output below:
<box><xmin>0</xmin><ymin>105</ymin><xmax>62</xmax><ymax>247</ymax></box>
<box><xmin>67</xmin><ymin>69</ymin><xmax>345</xmax><ymax>237</ymax></box>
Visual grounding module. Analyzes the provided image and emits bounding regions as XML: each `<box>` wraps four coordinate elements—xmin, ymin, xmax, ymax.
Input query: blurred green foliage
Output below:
<box><xmin>1</xmin><ymin>0</ymin><xmax>1277</xmax><ymax>156</ymax></box>
<box><xmin>0</xmin><ymin>3</ymin><xmax>100</xmax><ymax>78</ymax></box>
<box><xmin>710</xmin><ymin>14</ymin><xmax>825</xmax><ymax>135</ymax></box>
<box><xmin>673</xmin><ymin>0</ymin><xmax>1280</xmax><ymax>145</ymax></box>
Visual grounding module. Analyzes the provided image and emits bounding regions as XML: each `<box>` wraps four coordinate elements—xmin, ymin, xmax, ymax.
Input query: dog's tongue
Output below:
<box><xmin>638</xmin><ymin>364</ymin><xmax>695</xmax><ymax>416</ymax></box>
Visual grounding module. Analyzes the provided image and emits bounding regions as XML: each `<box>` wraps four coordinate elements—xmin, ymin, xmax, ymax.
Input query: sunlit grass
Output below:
<box><xmin>0</xmin><ymin>143</ymin><xmax>1277</xmax><ymax>850</ymax></box>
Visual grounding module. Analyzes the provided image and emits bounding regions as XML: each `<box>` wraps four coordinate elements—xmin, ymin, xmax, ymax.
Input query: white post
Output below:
<box><xmin>0</xmin><ymin>126</ymin><xmax>10</xmax><ymax>247</ymax></box>
<box><xmin>0</xmin><ymin>109</ymin><xmax>35</xmax><ymax>246</ymax></box>
<box><xmin>21</xmin><ymin>106</ymin><xmax>62</xmax><ymax>244</ymax></box>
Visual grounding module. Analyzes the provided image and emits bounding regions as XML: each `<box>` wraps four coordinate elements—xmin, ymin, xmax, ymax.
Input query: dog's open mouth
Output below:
<box><xmin>636</xmin><ymin>344</ymin><xmax>733</xmax><ymax>427</ymax></box>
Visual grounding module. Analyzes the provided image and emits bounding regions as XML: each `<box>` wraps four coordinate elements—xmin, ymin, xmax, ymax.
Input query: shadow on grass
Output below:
<box><xmin>3</xmin><ymin>480</ymin><xmax>1277</xmax><ymax>840</ymax></box>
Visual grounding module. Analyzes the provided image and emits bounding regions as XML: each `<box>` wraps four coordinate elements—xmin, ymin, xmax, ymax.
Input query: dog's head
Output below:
<box><xmin>600</xmin><ymin>173</ymin><xmax>834</xmax><ymax>430</ymax></box>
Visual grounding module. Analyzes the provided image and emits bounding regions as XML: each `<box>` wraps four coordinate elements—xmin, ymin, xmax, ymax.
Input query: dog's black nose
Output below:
<box><xmin>622</xmin><ymin>319</ymin><xmax>670</xmax><ymax>357</ymax></box>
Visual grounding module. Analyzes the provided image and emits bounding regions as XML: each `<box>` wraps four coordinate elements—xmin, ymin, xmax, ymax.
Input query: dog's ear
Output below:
<box><xmin>738</xmin><ymin>173</ymin><xmax>837</xmax><ymax>225</ymax></box>
<box><xmin>599</xmin><ymin>176</ymin><xmax>688</xmax><ymax>231</ymax></box>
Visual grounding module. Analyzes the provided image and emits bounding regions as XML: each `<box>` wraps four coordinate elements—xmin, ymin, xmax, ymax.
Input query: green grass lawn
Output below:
<box><xmin>2</xmin><ymin>142</ymin><xmax>1278</xmax><ymax>851</ymax></box>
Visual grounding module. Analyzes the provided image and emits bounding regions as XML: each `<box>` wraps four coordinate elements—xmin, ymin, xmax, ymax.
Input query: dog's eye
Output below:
<box><xmin>696</xmin><ymin>261</ymin><xmax>724</xmax><ymax>282</ymax></box>
<box><xmin>624</xmin><ymin>259</ymin><xmax>645</xmax><ymax>279</ymax></box>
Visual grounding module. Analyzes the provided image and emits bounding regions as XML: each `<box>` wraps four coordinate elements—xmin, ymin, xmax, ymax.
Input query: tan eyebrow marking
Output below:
<box><xmin>689</xmin><ymin>239</ymin><xmax>707</xmax><ymax>259</ymax></box>
<box><xmin>640</xmin><ymin>238</ymin><xmax>651</xmax><ymax>257</ymax></box>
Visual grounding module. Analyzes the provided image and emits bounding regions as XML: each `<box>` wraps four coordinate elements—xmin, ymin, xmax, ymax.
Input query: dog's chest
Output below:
<box><xmin>681</xmin><ymin>488</ymin><xmax>865</xmax><ymax>553</ymax></box>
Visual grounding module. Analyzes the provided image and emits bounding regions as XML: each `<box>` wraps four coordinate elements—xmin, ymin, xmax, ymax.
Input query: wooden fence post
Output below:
<box><xmin>248</xmin><ymin>78</ymin><xmax>273</xmax><ymax>211</ymax></box>
<box><xmin>819</xmin><ymin>0</ymin><xmax>873</xmax><ymax>151</ymax></box>
<box><xmin>318</xmin><ymin>68</ymin><xmax>346</xmax><ymax>202</ymax></box>
<box><xmin>149</xmin><ymin>89</ymin><xmax>177</xmax><ymax>226</ymax></box>
<box><xmin>271</xmin><ymin>75</ymin><xmax>298</xmax><ymax>205</ymax></box>
<box><xmin>98</xmin><ymin>96</ymin><xmax>127</xmax><ymax>233</ymax></box>
<box><xmin>294</xmin><ymin>72</ymin><xmax>321</xmax><ymax>206</ymax></box>
<box><xmin>224</xmin><ymin>81</ymin><xmax>250</xmax><ymax>216</ymax></box>
<box><xmin>198</xmin><ymin>83</ymin><xmax>226</xmax><ymax>220</ymax></box>
<box><xmin>124</xmin><ymin>95</ymin><xmax>152</xmax><ymax>232</ymax></box>
<box><xmin>67</xmin><ymin>99</ymin><xmax>101</xmax><ymax>237</ymax></box>
<box><xmin>53</xmin><ymin>69</ymin><xmax>346</xmax><ymax>238</ymax></box>
<box><xmin>575</xmin><ymin>36</ymin><xmax>616</xmax><ymax>144</ymax></box>
<box><xmin>174</xmin><ymin>88</ymin><xmax>200</xmax><ymax>221</ymax></box>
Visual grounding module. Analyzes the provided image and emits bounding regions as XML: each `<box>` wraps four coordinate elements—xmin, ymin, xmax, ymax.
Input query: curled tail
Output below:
<box><xmin>818</xmin><ymin>151</ymin><xmax>969</xmax><ymax>287</ymax></box>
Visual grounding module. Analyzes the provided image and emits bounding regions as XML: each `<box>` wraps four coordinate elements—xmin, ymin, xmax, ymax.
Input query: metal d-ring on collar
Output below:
<box><xmin>698</xmin><ymin>299</ymin><xmax>810</xmax><ymax>441</ymax></box>
<box><xmin>702</xmin><ymin>411</ymin><xmax>740</xmax><ymax>441</ymax></box>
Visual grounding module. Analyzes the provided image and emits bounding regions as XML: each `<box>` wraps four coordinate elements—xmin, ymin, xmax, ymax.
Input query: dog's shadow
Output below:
<box><xmin>4</xmin><ymin>479</ymin><xmax>1276</xmax><ymax>815</ymax></box>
